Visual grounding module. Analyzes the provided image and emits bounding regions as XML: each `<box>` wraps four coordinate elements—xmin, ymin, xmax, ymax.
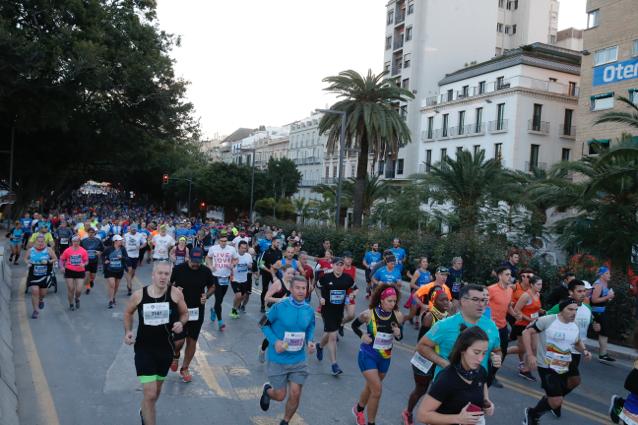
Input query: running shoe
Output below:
<box><xmin>69</xmin><ymin>304</ymin><xmax>75</xmax><ymax>311</ymax></box>
<box><xmin>551</xmin><ymin>405</ymin><xmax>561</xmax><ymax>418</ymax></box>
<box><xmin>518</xmin><ymin>370</ymin><xmax>537</xmax><ymax>382</ymax></box>
<box><xmin>523</xmin><ymin>407</ymin><xmax>539</xmax><ymax>425</ymax></box>
<box><xmin>239</xmin><ymin>305</ymin><xmax>246</xmax><ymax>313</ymax></box>
<box><xmin>127</xmin><ymin>288</ymin><xmax>132</xmax><ymax>296</ymax></box>
<box><xmin>338</xmin><ymin>325</ymin><xmax>344</xmax><ymax>337</ymax></box>
<box><xmin>352</xmin><ymin>405</ymin><xmax>366</xmax><ymax>425</ymax></box>
<box><xmin>139</xmin><ymin>408</ymin><xmax>145</xmax><ymax>425</ymax></box>
<box><xmin>260</xmin><ymin>306</ymin><xmax>266</xmax><ymax>313</ymax></box>
<box><xmin>401</xmin><ymin>409</ymin><xmax>414</xmax><ymax>425</ymax></box>
<box><xmin>108</xmin><ymin>301</ymin><xmax>114</xmax><ymax>309</ymax></box>
<box><xmin>210</xmin><ymin>308</ymin><xmax>217</xmax><ymax>322</ymax></box>
<box><xmin>38</xmin><ymin>300</ymin><xmax>44</xmax><ymax>310</ymax></box>
<box><xmin>316</xmin><ymin>343</ymin><xmax>323</xmax><ymax>361</ymax></box>
<box><xmin>599</xmin><ymin>354</ymin><xmax>617</xmax><ymax>363</ymax></box>
<box><xmin>258</xmin><ymin>346</ymin><xmax>266</xmax><ymax>363</ymax></box>
<box><xmin>260</xmin><ymin>383</ymin><xmax>272</xmax><ymax>411</ymax></box>
<box><xmin>278</xmin><ymin>420</ymin><xmax>288</xmax><ymax>425</ymax></box>
<box><xmin>170</xmin><ymin>356</ymin><xmax>179</xmax><ymax>372</ymax></box>
<box><xmin>90</xmin><ymin>280</ymin><xmax>94</xmax><ymax>288</ymax></box>
<box><xmin>229</xmin><ymin>309</ymin><xmax>239</xmax><ymax>319</ymax></box>
<box><xmin>218</xmin><ymin>320</ymin><xmax>226</xmax><ymax>331</ymax></box>
<box><xmin>75</xmin><ymin>298</ymin><xmax>80</xmax><ymax>309</ymax></box>
<box><xmin>331</xmin><ymin>363</ymin><xmax>343</xmax><ymax>376</ymax></box>
<box><xmin>179</xmin><ymin>367</ymin><xmax>192</xmax><ymax>383</ymax></box>
<box><xmin>31</xmin><ymin>311</ymin><xmax>39</xmax><ymax>319</ymax></box>
<box><xmin>609</xmin><ymin>394</ymin><xmax>624</xmax><ymax>423</ymax></box>
<box><xmin>85</xmin><ymin>287</ymin><xmax>90</xmax><ymax>295</ymax></box>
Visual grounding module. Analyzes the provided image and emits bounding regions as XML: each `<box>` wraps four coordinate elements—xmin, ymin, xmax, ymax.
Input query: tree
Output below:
<box><xmin>312</xmin><ymin>175</ymin><xmax>390</xmax><ymax>221</ymax></box>
<box><xmin>266</xmin><ymin>157</ymin><xmax>302</xmax><ymax>199</ymax></box>
<box><xmin>595</xmin><ymin>96</ymin><xmax>638</xmax><ymax>129</ymax></box>
<box><xmin>371</xmin><ymin>182</ymin><xmax>431</xmax><ymax>231</ymax></box>
<box><xmin>318</xmin><ymin>69</ymin><xmax>414</xmax><ymax>227</ymax></box>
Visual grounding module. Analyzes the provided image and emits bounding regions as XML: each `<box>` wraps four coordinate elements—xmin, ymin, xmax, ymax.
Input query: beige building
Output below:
<box><xmin>576</xmin><ymin>0</ymin><xmax>638</xmax><ymax>157</ymax></box>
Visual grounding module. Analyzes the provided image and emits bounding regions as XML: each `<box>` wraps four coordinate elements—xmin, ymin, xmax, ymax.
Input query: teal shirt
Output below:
<box><xmin>425</xmin><ymin>312</ymin><xmax>501</xmax><ymax>376</ymax></box>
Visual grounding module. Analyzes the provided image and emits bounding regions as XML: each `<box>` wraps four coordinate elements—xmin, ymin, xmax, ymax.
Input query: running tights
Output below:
<box><xmin>407</xmin><ymin>374</ymin><xmax>432</xmax><ymax>414</ymax></box>
<box><xmin>214</xmin><ymin>285</ymin><xmax>229</xmax><ymax>320</ymax></box>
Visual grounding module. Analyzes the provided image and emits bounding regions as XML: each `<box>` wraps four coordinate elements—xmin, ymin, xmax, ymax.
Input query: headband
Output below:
<box><xmin>380</xmin><ymin>287</ymin><xmax>397</xmax><ymax>300</ymax></box>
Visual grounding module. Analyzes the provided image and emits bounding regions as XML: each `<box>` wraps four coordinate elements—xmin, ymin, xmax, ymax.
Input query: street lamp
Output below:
<box><xmin>316</xmin><ymin>108</ymin><xmax>347</xmax><ymax>227</ymax></box>
<box><xmin>162</xmin><ymin>174</ymin><xmax>193</xmax><ymax>217</ymax></box>
<box><xmin>240</xmin><ymin>146</ymin><xmax>256</xmax><ymax>223</ymax></box>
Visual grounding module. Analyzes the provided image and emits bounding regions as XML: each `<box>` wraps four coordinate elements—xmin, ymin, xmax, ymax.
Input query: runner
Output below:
<box><xmin>123</xmin><ymin>261</ymin><xmax>188</xmax><ymax>425</ymax></box>
<box><xmin>298</xmin><ymin>251</ymin><xmax>315</xmax><ymax>302</ymax></box>
<box><xmin>487</xmin><ymin>266</ymin><xmax>518</xmax><ymax>386</ymax></box>
<box><xmin>258</xmin><ymin>265</ymin><xmax>295</xmax><ymax>363</ymax></box>
<box><xmin>315</xmin><ymin>256</ymin><xmax>356</xmax><ymax>375</ymax></box>
<box><xmin>390</xmin><ymin>238</ymin><xmax>407</xmax><ymax>276</ymax></box>
<box><xmin>591</xmin><ymin>266</ymin><xmax>616</xmax><ymax>362</ymax></box>
<box><xmin>102</xmin><ymin>235</ymin><xmax>129</xmax><ymax>308</ymax></box>
<box><xmin>417</xmin><ymin>327</ymin><xmax>495</xmax><ymax>425</ymax></box>
<box><xmin>81</xmin><ymin>227</ymin><xmax>104</xmax><ymax>294</ymax></box>
<box><xmin>512</xmin><ymin>275</ymin><xmax>543</xmax><ymax>382</ymax></box>
<box><xmin>546</xmin><ymin>272</ymin><xmax>576</xmax><ymax>307</ymax></box>
<box><xmin>6</xmin><ymin>220</ymin><xmax>24</xmax><ymax>265</ymax></box>
<box><xmin>259</xmin><ymin>276</ymin><xmax>316</xmax><ymax>425</ymax></box>
<box><xmin>169</xmin><ymin>248</ymin><xmax>216</xmax><ymax>383</ymax></box>
<box><xmin>24</xmin><ymin>234</ymin><xmax>57</xmax><ymax>319</ymax></box>
<box><xmin>363</xmin><ymin>243</ymin><xmax>382</xmax><ymax>298</ymax></box>
<box><xmin>413</xmin><ymin>267</ymin><xmax>453</xmax><ymax>312</ymax></box>
<box><xmin>340</xmin><ymin>251</ymin><xmax>359</xmax><ymax>336</ymax></box>
<box><xmin>275</xmin><ymin>246</ymin><xmax>305</xmax><ymax>276</ymax></box>
<box><xmin>405</xmin><ymin>257</ymin><xmax>432</xmax><ymax>327</ymax></box>
<box><xmin>170</xmin><ymin>237</ymin><xmax>189</xmax><ymax>266</ymax></box>
<box><xmin>446</xmin><ymin>257</ymin><xmax>465</xmax><ymax>304</ymax></box>
<box><xmin>370</xmin><ymin>255</ymin><xmax>402</xmax><ymax>290</ymax></box>
<box><xmin>59</xmin><ymin>236</ymin><xmax>89</xmax><ymax>311</ymax></box>
<box><xmin>230</xmin><ymin>240</ymin><xmax>253</xmax><ymax>319</ymax></box>
<box><xmin>20</xmin><ymin>212</ymin><xmax>33</xmax><ymax>250</ymax></box>
<box><xmin>259</xmin><ymin>238</ymin><xmax>282</xmax><ymax>313</ymax></box>
<box><xmin>123</xmin><ymin>224</ymin><xmax>148</xmax><ymax>296</ymax></box>
<box><xmin>351</xmin><ymin>284</ymin><xmax>404</xmax><ymax>425</ymax></box>
<box><xmin>151</xmin><ymin>225</ymin><xmax>175</xmax><ymax>262</ymax></box>
<box><xmin>55</xmin><ymin>219</ymin><xmax>74</xmax><ymax>257</ymax></box>
<box><xmin>28</xmin><ymin>225</ymin><xmax>55</xmax><ymax>249</ymax></box>
<box><xmin>609</xmin><ymin>328</ymin><xmax>638</xmax><ymax>424</ymax></box>
<box><xmin>206</xmin><ymin>233</ymin><xmax>238</xmax><ymax>330</ymax></box>
<box><xmin>403</xmin><ymin>289</ymin><xmax>450</xmax><ymax>425</ymax></box>
<box><xmin>522</xmin><ymin>298</ymin><xmax>592</xmax><ymax>425</ymax></box>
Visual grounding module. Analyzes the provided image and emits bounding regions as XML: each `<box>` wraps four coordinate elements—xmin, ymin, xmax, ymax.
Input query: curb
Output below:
<box><xmin>0</xmin><ymin>245</ymin><xmax>19</xmax><ymax>425</ymax></box>
<box><xmin>584</xmin><ymin>338</ymin><xmax>636</xmax><ymax>362</ymax></box>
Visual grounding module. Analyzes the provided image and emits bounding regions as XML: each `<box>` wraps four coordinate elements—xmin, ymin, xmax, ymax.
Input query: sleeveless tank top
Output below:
<box><xmin>135</xmin><ymin>286</ymin><xmax>178</xmax><ymax>349</ymax></box>
<box><xmin>515</xmin><ymin>291</ymin><xmax>542</xmax><ymax>326</ymax></box>
<box><xmin>591</xmin><ymin>280</ymin><xmax>609</xmax><ymax>313</ymax></box>
<box><xmin>29</xmin><ymin>247</ymin><xmax>52</xmax><ymax>278</ymax></box>
<box><xmin>267</xmin><ymin>280</ymin><xmax>291</xmax><ymax>307</ymax></box>
<box><xmin>418</xmin><ymin>306</ymin><xmax>448</xmax><ymax>340</ymax></box>
<box><xmin>174</xmin><ymin>246</ymin><xmax>187</xmax><ymax>265</ymax></box>
<box><xmin>362</xmin><ymin>308</ymin><xmax>399</xmax><ymax>359</ymax></box>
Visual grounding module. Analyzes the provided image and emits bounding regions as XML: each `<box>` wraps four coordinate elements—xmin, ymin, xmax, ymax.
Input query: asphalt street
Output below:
<box><xmin>9</xmin><ymin>259</ymin><xmax>631</xmax><ymax>425</ymax></box>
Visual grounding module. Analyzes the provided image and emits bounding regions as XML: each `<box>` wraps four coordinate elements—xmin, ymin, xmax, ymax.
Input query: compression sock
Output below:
<box><xmin>530</xmin><ymin>396</ymin><xmax>551</xmax><ymax>416</ymax></box>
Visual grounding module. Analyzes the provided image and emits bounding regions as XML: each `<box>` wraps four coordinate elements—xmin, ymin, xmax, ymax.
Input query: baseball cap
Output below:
<box><xmin>436</xmin><ymin>266</ymin><xmax>450</xmax><ymax>274</ymax></box>
<box><xmin>190</xmin><ymin>247</ymin><xmax>204</xmax><ymax>263</ymax></box>
<box><xmin>342</xmin><ymin>251</ymin><xmax>353</xmax><ymax>258</ymax></box>
<box><xmin>582</xmin><ymin>280</ymin><xmax>593</xmax><ymax>290</ymax></box>
<box><xmin>112</xmin><ymin>235</ymin><xmax>124</xmax><ymax>241</ymax></box>
<box><xmin>332</xmin><ymin>257</ymin><xmax>345</xmax><ymax>265</ymax></box>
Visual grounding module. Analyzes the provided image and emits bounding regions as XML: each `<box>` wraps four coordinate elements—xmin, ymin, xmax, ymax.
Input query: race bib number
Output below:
<box><xmin>329</xmin><ymin>289</ymin><xmax>346</xmax><ymax>304</ymax></box>
<box><xmin>33</xmin><ymin>265</ymin><xmax>48</xmax><ymax>276</ymax></box>
<box><xmin>410</xmin><ymin>352</ymin><xmax>434</xmax><ymax>374</ymax></box>
<box><xmin>530</xmin><ymin>312</ymin><xmax>539</xmax><ymax>319</ymax></box>
<box><xmin>88</xmin><ymin>250</ymin><xmax>97</xmax><ymax>260</ymax></box>
<box><xmin>545</xmin><ymin>350</ymin><xmax>571</xmax><ymax>374</ymax></box>
<box><xmin>70</xmin><ymin>254</ymin><xmax>82</xmax><ymax>266</ymax></box>
<box><xmin>60</xmin><ymin>238</ymin><xmax>69</xmax><ymax>245</ymax></box>
<box><xmin>217</xmin><ymin>276</ymin><xmax>230</xmax><ymax>286</ymax></box>
<box><xmin>452</xmin><ymin>282</ymin><xmax>462</xmax><ymax>293</ymax></box>
<box><xmin>175</xmin><ymin>256</ymin><xmax>185</xmax><ymax>265</ymax></box>
<box><xmin>188</xmin><ymin>308</ymin><xmax>200</xmax><ymax>322</ymax></box>
<box><xmin>620</xmin><ymin>409</ymin><xmax>638</xmax><ymax>425</ymax></box>
<box><xmin>110</xmin><ymin>259</ymin><xmax>122</xmax><ymax>269</ymax></box>
<box><xmin>373</xmin><ymin>332</ymin><xmax>394</xmax><ymax>350</ymax></box>
<box><xmin>283</xmin><ymin>332</ymin><xmax>305</xmax><ymax>352</ymax></box>
<box><xmin>143</xmin><ymin>302</ymin><xmax>170</xmax><ymax>326</ymax></box>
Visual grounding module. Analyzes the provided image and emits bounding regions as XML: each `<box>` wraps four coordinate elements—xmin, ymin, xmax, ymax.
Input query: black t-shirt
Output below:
<box><xmin>317</xmin><ymin>272</ymin><xmax>356</xmax><ymax>310</ymax></box>
<box><xmin>428</xmin><ymin>365</ymin><xmax>487</xmax><ymax>417</ymax></box>
<box><xmin>170</xmin><ymin>263</ymin><xmax>215</xmax><ymax>309</ymax></box>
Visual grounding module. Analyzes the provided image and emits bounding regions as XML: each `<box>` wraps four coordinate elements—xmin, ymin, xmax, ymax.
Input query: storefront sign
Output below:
<box><xmin>593</xmin><ymin>58</ymin><xmax>638</xmax><ymax>86</ymax></box>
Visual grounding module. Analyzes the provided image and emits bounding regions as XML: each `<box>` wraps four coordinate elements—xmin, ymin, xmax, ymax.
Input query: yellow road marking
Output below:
<box><xmin>251</xmin><ymin>415</ymin><xmax>308</xmax><ymax>425</ymax></box>
<box><xmin>18</xmin><ymin>277</ymin><xmax>61</xmax><ymax>425</ymax></box>
<box><xmin>194</xmin><ymin>347</ymin><xmax>230</xmax><ymax>398</ymax></box>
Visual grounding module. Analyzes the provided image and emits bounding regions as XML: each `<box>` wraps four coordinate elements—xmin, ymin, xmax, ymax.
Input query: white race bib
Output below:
<box><xmin>330</xmin><ymin>289</ymin><xmax>346</xmax><ymax>304</ymax></box>
<box><xmin>70</xmin><ymin>254</ymin><xmax>82</xmax><ymax>266</ymax></box>
<box><xmin>410</xmin><ymin>352</ymin><xmax>434</xmax><ymax>374</ymax></box>
<box><xmin>33</xmin><ymin>265</ymin><xmax>48</xmax><ymax>276</ymax></box>
<box><xmin>545</xmin><ymin>350</ymin><xmax>571</xmax><ymax>374</ymax></box>
<box><xmin>530</xmin><ymin>312</ymin><xmax>539</xmax><ymax>319</ymax></box>
<box><xmin>60</xmin><ymin>238</ymin><xmax>69</xmax><ymax>244</ymax></box>
<box><xmin>188</xmin><ymin>308</ymin><xmax>200</xmax><ymax>322</ymax></box>
<box><xmin>143</xmin><ymin>302</ymin><xmax>170</xmax><ymax>326</ymax></box>
<box><xmin>372</xmin><ymin>332</ymin><xmax>394</xmax><ymax>350</ymax></box>
<box><xmin>283</xmin><ymin>332</ymin><xmax>305</xmax><ymax>352</ymax></box>
<box><xmin>620</xmin><ymin>409</ymin><xmax>638</xmax><ymax>425</ymax></box>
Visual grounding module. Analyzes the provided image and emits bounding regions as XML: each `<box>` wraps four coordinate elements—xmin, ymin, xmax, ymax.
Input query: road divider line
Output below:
<box><xmin>18</xmin><ymin>276</ymin><xmax>61</xmax><ymax>425</ymax></box>
<box><xmin>194</xmin><ymin>346</ymin><xmax>230</xmax><ymax>398</ymax></box>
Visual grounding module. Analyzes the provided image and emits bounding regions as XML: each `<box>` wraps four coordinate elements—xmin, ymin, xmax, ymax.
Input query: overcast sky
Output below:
<box><xmin>155</xmin><ymin>0</ymin><xmax>587</xmax><ymax>139</ymax></box>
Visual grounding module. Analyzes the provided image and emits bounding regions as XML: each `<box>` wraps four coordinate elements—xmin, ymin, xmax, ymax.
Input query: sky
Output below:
<box><xmin>155</xmin><ymin>0</ymin><xmax>587</xmax><ymax>139</ymax></box>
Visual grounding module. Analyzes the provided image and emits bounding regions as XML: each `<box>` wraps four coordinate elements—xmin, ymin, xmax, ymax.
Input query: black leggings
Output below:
<box><xmin>261</xmin><ymin>338</ymin><xmax>269</xmax><ymax>351</ymax></box>
<box><xmin>407</xmin><ymin>372</ymin><xmax>432</xmax><ymax>414</ymax></box>
<box><xmin>260</xmin><ymin>272</ymin><xmax>272</xmax><ymax>308</ymax></box>
<box><xmin>214</xmin><ymin>285</ymin><xmax>229</xmax><ymax>320</ymax></box>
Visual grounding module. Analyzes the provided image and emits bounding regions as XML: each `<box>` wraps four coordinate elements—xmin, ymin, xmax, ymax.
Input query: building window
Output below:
<box><xmin>561</xmin><ymin>148</ymin><xmax>571</xmax><ymax>161</ymax></box>
<box><xmin>593</xmin><ymin>46</ymin><xmax>618</xmax><ymax>66</ymax></box>
<box><xmin>461</xmin><ymin>85</ymin><xmax>469</xmax><ymax>97</ymax></box>
<box><xmin>568</xmin><ymin>81</ymin><xmax>577</xmax><ymax>96</ymax></box>
<box><xmin>385</xmin><ymin>36</ymin><xmax>392</xmax><ymax>50</ymax></box>
<box><xmin>400</xmin><ymin>105</ymin><xmax>408</xmax><ymax>119</ymax></box>
<box><xmin>406</xmin><ymin>27</ymin><xmax>413</xmax><ymax>41</ymax></box>
<box><xmin>497</xmin><ymin>23</ymin><xmax>504</xmax><ymax>33</ymax></box>
<box><xmin>427</xmin><ymin>116</ymin><xmax>434</xmax><ymax>139</ymax></box>
<box><xmin>478</xmin><ymin>81</ymin><xmax>486</xmax><ymax>94</ymax></box>
<box><xmin>588</xmin><ymin>139</ymin><xmax>610</xmax><ymax>155</ymax></box>
<box><xmin>494</xmin><ymin>143</ymin><xmax>503</xmax><ymax>161</ymax></box>
<box><xmin>587</xmin><ymin>9</ymin><xmax>599</xmax><ymax>29</ymax></box>
<box><xmin>441</xmin><ymin>148</ymin><xmax>448</xmax><ymax>162</ymax></box>
<box><xmin>505</xmin><ymin>26</ymin><xmax>510</xmax><ymax>34</ymax></box>
<box><xmin>397</xmin><ymin>159</ymin><xmax>404</xmax><ymax>175</ymax></box>
<box><xmin>507</xmin><ymin>0</ymin><xmax>518</xmax><ymax>10</ymax></box>
<box><xmin>563</xmin><ymin>109</ymin><xmax>574</xmax><ymax>135</ymax></box>
<box><xmin>403</xmin><ymin>53</ymin><xmax>411</xmax><ymax>68</ymax></box>
<box><xmin>425</xmin><ymin>149</ymin><xmax>432</xmax><ymax>172</ymax></box>
<box><xmin>442</xmin><ymin>114</ymin><xmax>449</xmax><ymax>137</ymax></box>
<box><xmin>591</xmin><ymin>92</ymin><xmax>615</xmax><ymax>111</ymax></box>
<box><xmin>496</xmin><ymin>76</ymin><xmax>506</xmax><ymax>89</ymax></box>
<box><xmin>529</xmin><ymin>145</ymin><xmax>540</xmax><ymax>170</ymax></box>
<box><xmin>458</xmin><ymin>110</ymin><xmax>466</xmax><ymax>134</ymax></box>
<box><xmin>408</xmin><ymin>2</ymin><xmax>414</xmax><ymax>15</ymax></box>
<box><xmin>384</xmin><ymin>61</ymin><xmax>391</xmax><ymax>72</ymax></box>
<box><xmin>402</xmin><ymin>78</ymin><xmax>410</xmax><ymax>89</ymax></box>
<box><xmin>378</xmin><ymin>160</ymin><xmax>385</xmax><ymax>175</ymax></box>
<box><xmin>447</xmin><ymin>89</ymin><xmax>454</xmax><ymax>101</ymax></box>
<box><xmin>498</xmin><ymin>0</ymin><xmax>504</xmax><ymax>7</ymax></box>
<box><xmin>456</xmin><ymin>146</ymin><xmax>463</xmax><ymax>156</ymax></box>
<box><xmin>549</xmin><ymin>34</ymin><xmax>557</xmax><ymax>44</ymax></box>
<box><xmin>496</xmin><ymin>103</ymin><xmax>505</xmax><ymax>130</ymax></box>
<box><xmin>325</xmin><ymin>166</ymin><xmax>329</xmax><ymax>178</ymax></box>
<box><xmin>473</xmin><ymin>145</ymin><xmax>481</xmax><ymax>156</ymax></box>
<box><xmin>630</xmin><ymin>89</ymin><xmax>638</xmax><ymax>105</ymax></box>
<box><xmin>333</xmin><ymin>165</ymin><xmax>337</xmax><ymax>177</ymax></box>
<box><xmin>387</xmin><ymin>10</ymin><xmax>394</xmax><ymax>25</ymax></box>
<box><xmin>532</xmin><ymin>103</ymin><xmax>543</xmax><ymax>131</ymax></box>
<box><xmin>634</xmin><ymin>39</ymin><xmax>638</xmax><ymax>56</ymax></box>
<box><xmin>351</xmin><ymin>164</ymin><xmax>356</xmax><ymax>177</ymax></box>
<box><xmin>512</xmin><ymin>24</ymin><xmax>517</xmax><ymax>34</ymax></box>
<box><xmin>475</xmin><ymin>107</ymin><xmax>483</xmax><ymax>133</ymax></box>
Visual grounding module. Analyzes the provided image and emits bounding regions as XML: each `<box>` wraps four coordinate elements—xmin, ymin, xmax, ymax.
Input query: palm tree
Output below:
<box><xmin>420</xmin><ymin>149</ymin><xmax>508</xmax><ymax>232</ymax></box>
<box><xmin>312</xmin><ymin>175</ymin><xmax>390</xmax><ymax>221</ymax></box>
<box><xmin>595</xmin><ymin>96</ymin><xmax>638</xmax><ymax>129</ymax></box>
<box><xmin>318</xmin><ymin>69</ymin><xmax>414</xmax><ymax>227</ymax></box>
<box><xmin>292</xmin><ymin>197</ymin><xmax>311</xmax><ymax>224</ymax></box>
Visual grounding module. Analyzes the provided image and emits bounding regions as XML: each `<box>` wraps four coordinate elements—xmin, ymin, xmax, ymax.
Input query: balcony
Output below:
<box><xmin>473</xmin><ymin>122</ymin><xmax>486</xmax><ymax>135</ymax></box>
<box><xmin>395</xmin><ymin>12</ymin><xmax>405</xmax><ymax>24</ymax></box>
<box><xmin>421</xmin><ymin>130</ymin><xmax>435</xmax><ymax>142</ymax></box>
<box><xmin>528</xmin><ymin>120</ymin><xmax>550</xmax><ymax>135</ymax></box>
<box><xmin>321</xmin><ymin>177</ymin><xmax>337</xmax><ymax>184</ymax></box>
<box><xmin>560</xmin><ymin>124</ymin><xmax>576</xmax><ymax>139</ymax></box>
<box><xmin>299</xmin><ymin>179</ymin><xmax>320</xmax><ymax>187</ymax></box>
<box><xmin>488</xmin><ymin>119</ymin><xmax>508</xmax><ymax>133</ymax></box>
<box><xmin>393</xmin><ymin>37</ymin><xmax>404</xmax><ymax>50</ymax></box>
<box><xmin>525</xmin><ymin>161</ymin><xmax>548</xmax><ymax>172</ymax></box>
<box><xmin>434</xmin><ymin>128</ymin><xmax>449</xmax><ymax>139</ymax></box>
<box><xmin>392</xmin><ymin>64</ymin><xmax>402</xmax><ymax>76</ymax></box>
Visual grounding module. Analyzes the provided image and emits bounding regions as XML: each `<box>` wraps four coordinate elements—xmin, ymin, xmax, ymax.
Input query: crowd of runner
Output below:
<box><xmin>4</xmin><ymin>196</ymin><xmax>638</xmax><ymax>425</ymax></box>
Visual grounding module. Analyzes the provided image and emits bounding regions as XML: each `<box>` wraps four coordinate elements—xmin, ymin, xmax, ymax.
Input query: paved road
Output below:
<box><xmin>9</xmin><ymin>259</ymin><xmax>630</xmax><ymax>425</ymax></box>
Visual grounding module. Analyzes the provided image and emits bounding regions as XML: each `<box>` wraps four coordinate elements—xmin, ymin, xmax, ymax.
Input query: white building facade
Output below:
<box><xmin>383</xmin><ymin>0</ymin><xmax>560</xmax><ymax>178</ymax></box>
<box><xmin>421</xmin><ymin>43</ymin><xmax>581</xmax><ymax>172</ymax></box>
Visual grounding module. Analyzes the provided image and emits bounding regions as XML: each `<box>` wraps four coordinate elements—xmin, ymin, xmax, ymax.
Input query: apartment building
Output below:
<box><xmin>383</xmin><ymin>0</ymin><xmax>559</xmax><ymax>178</ymax></box>
<box><xmin>421</xmin><ymin>43</ymin><xmax>581</xmax><ymax>172</ymax></box>
<box><xmin>232</xmin><ymin>126</ymin><xmax>289</xmax><ymax>169</ymax></box>
<box><xmin>576</xmin><ymin>0</ymin><xmax>638</xmax><ymax>156</ymax></box>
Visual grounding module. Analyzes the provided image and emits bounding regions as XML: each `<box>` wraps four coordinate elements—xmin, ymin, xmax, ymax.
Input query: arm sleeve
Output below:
<box><xmin>351</xmin><ymin>317</ymin><xmax>364</xmax><ymax>338</ymax></box>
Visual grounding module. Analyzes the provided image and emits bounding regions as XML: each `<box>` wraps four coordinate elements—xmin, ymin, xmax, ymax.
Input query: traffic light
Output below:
<box><xmin>162</xmin><ymin>174</ymin><xmax>169</xmax><ymax>184</ymax></box>
<box><xmin>200</xmin><ymin>201</ymin><xmax>206</xmax><ymax>209</ymax></box>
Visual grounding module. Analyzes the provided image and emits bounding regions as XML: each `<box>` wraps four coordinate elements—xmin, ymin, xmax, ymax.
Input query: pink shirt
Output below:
<box><xmin>60</xmin><ymin>246</ymin><xmax>88</xmax><ymax>272</ymax></box>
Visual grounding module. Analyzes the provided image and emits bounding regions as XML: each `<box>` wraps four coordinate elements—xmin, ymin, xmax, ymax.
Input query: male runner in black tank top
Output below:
<box><xmin>124</xmin><ymin>261</ymin><xmax>188</xmax><ymax>425</ymax></box>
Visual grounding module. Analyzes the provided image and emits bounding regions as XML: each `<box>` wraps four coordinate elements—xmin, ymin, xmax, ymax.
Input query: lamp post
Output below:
<box><xmin>240</xmin><ymin>147</ymin><xmax>257</xmax><ymax>223</ymax></box>
<box><xmin>316</xmin><ymin>109</ymin><xmax>347</xmax><ymax>228</ymax></box>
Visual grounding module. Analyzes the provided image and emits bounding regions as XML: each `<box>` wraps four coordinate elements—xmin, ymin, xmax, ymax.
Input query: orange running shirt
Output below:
<box><xmin>487</xmin><ymin>283</ymin><xmax>512</xmax><ymax>329</ymax></box>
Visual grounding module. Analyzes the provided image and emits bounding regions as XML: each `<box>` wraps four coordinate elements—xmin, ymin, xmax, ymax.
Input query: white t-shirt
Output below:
<box><xmin>233</xmin><ymin>253</ymin><xmax>253</xmax><ymax>283</ymax></box>
<box><xmin>534</xmin><ymin>314</ymin><xmax>581</xmax><ymax>374</ymax></box>
<box><xmin>124</xmin><ymin>232</ymin><xmax>146</xmax><ymax>259</ymax></box>
<box><xmin>152</xmin><ymin>234</ymin><xmax>175</xmax><ymax>259</ymax></box>
<box><xmin>573</xmin><ymin>304</ymin><xmax>592</xmax><ymax>354</ymax></box>
<box><xmin>207</xmin><ymin>245</ymin><xmax>238</xmax><ymax>277</ymax></box>
<box><xmin>231</xmin><ymin>236</ymin><xmax>251</xmax><ymax>247</ymax></box>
